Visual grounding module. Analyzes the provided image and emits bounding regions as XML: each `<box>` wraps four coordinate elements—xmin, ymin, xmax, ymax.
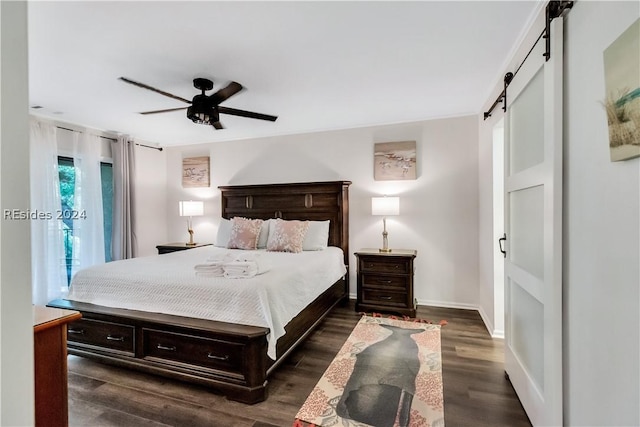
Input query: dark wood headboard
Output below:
<box><xmin>218</xmin><ymin>181</ymin><xmax>351</xmax><ymax>266</ymax></box>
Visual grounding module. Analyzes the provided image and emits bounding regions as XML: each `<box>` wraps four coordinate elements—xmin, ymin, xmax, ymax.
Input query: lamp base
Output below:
<box><xmin>186</xmin><ymin>227</ymin><xmax>196</xmax><ymax>246</ymax></box>
<box><xmin>379</xmin><ymin>227</ymin><xmax>391</xmax><ymax>253</ymax></box>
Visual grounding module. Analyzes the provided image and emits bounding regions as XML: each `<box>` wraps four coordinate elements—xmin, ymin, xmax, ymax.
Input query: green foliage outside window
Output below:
<box><xmin>58</xmin><ymin>157</ymin><xmax>75</xmax><ymax>284</ymax></box>
<box><xmin>58</xmin><ymin>157</ymin><xmax>114</xmax><ymax>284</ymax></box>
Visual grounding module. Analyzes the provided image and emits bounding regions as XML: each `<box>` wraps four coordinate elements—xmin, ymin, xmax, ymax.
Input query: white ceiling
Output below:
<box><xmin>28</xmin><ymin>1</ymin><xmax>540</xmax><ymax>147</ymax></box>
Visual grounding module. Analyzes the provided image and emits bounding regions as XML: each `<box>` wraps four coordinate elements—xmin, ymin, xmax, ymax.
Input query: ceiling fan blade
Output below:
<box><xmin>209</xmin><ymin>81</ymin><xmax>243</xmax><ymax>104</ymax></box>
<box><xmin>218</xmin><ymin>106</ymin><xmax>278</xmax><ymax>122</ymax></box>
<box><xmin>212</xmin><ymin>121</ymin><xmax>224</xmax><ymax>130</ymax></box>
<box><xmin>119</xmin><ymin>77</ymin><xmax>192</xmax><ymax>104</ymax></box>
<box><xmin>140</xmin><ymin>106</ymin><xmax>189</xmax><ymax>115</ymax></box>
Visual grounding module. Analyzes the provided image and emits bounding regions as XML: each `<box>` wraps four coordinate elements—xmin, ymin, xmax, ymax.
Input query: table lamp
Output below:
<box><xmin>179</xmin><ymin>200</ymin><xmax>204</xmax><ymax>246</ymax></box>
<box><xmin>371</xmin><ymin>196</ymin><xmax>400</xmax><ymax>252</ymax></box>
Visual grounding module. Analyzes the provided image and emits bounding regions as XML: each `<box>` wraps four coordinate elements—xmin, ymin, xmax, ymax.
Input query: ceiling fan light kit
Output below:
<box><xmin>187</xmin><ymin>104</ymin><xmax>220</xmax><ymax>125</ymax></box>
<box><xmin>119</xmin><ymin>76</ymin><xmax>277</xmax><ymax>130</ymax></box>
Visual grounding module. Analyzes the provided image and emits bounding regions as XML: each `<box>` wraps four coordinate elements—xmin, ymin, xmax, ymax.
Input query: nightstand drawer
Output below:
<box><xmin>142</xmin><ymin>329</ymin><xmax>244</xmax><ymax>374</ymax></box>
<box><xmin>359</xmin><ymin>257</ymin><xmax>410</xmax><ymax>274</ymax></box>
<box><xmin>361</xmin><ymin>274</ymin><xmax>409</xmax><ymax>289</ymax></box>
<box><xmin>361</xmin><ymin>288</ymin><xmax>408</xmax><ymax>307</ymax></box>
<box><xmin>67</xmin><ymin>318</ymin><xmax>135</xmax><ymax>355</ymax></box>
<box><xmin>355</xmin><ymin>249</ymin><xmax>416</xmax><ymax>317</ymax></box>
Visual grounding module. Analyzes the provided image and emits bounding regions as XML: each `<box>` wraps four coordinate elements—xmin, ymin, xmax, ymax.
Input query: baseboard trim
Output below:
<box><xmin>416</xmin><ymin>299</ymin><xmax>504</xmax><ymax>339</ymax></box>
<box><xmin>477</xmin><ymin>305</ymin><xmax>505</xmax><ymax>339</ymax></box>
<box><xmin>347</xmin><ymin>296</ymin><xmax>504</xmax><ymax>339</ymax></box>
<box><xmin>415</xmin><ymin>299</ymin><xmax>478</xmax><ymax>311</ymax></box>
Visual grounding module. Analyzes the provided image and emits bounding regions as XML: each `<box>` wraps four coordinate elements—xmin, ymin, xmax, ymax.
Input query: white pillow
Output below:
<box><xmin>257</xmin><ymin>219</ymin><xmax>271</xmax><ymax>249</ymax></box>
<box><xmin>302</xmin><ymin>220</ymin><xmax>330</xmax><ymax>251</ymax></box>
<box><xmin>215</xmin><ymin>218</ymin><xmax>232</xmax><ymax>247</ymax></box>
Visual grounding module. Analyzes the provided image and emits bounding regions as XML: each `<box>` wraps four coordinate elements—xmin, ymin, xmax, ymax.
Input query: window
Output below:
<box><xmin>58</xmin><ymin>157</ymin><xmax>114</xmax><ymax>284</ymax></box>
<box><xmin>100</xmin><ymin>162</ymin><xmax>113</xmax><ymax>263</ymax></box>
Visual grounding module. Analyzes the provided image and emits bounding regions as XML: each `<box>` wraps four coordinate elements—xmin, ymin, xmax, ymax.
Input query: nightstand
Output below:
<box><xmin>156</xmin><ymin>242</ymin><xmax>213</xmax><ymax>255</ymax></box>
<box><xmin>355</xmin><ymin>248</ymin><xmax>417</xmax><ymax>317</ymax></box>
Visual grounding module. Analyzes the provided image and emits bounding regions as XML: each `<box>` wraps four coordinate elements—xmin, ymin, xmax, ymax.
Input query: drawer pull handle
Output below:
<box><xmin>68</xmin><ymin>328</ymin><xmax>84</xmax><ymax>335</ymax></box>
<box><xmin>367</xmin><ymin>264</ymin><xmax>374</xmax><ymax>268</ymax></box>
<box><xmin>106</xmin><ymin>335</ymin><xmax>124</xmax><ymax>342</ymax></box>
<box><xmin>207</xmin><ymin>353</ymin><xmax>230</xmax><ymax>361</ymax></box>
<box><xmin>157</xmin><ymin>344</ymin><xmax>176</xmax><ymax>352</ymax></box>
<box><xmin>380</xmin><ymin>296</ymin><xmax>393</xmax><ymax>300</ymax></box>
<box><xmin>378</xmin><ymin>279</ymin><xmax>393</xmax><ymax>284</ymax></box>
<box><xmin>394</xmin><ymin>265</ymin><xmax>400</xmax><ymax>269</ymax></box>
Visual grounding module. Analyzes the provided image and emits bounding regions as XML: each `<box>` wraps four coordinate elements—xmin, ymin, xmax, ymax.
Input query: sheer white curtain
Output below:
<box><xmin>30</xmin><ymin>119</ymin><xmax>67</xmax><ymax>305</ymax></box>
<box><xmin>70</xmin><ymin>132</ymin><xmax>105</xmax><ymax>277</ymax></box>
<box><xmin>112</xmin><ymin>135</ymin><xmax>137</xmax><ymax>260</ymax></box>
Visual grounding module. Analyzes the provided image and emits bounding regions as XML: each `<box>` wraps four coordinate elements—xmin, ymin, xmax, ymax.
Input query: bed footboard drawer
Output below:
<box><xmin>142</xmin><ymin>329</ymin><xmax>244</xmax><ymax>374</ymax></box>
<box><xmin>67</xmin><ymin>318</ymin><xmax>135</xmax><ymax>355</ymax></box>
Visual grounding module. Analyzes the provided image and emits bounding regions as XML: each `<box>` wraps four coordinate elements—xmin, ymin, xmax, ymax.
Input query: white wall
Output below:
<box><xmin>165</xmin><ymin>116</ymin><xmax>479</xmax><ymax>307</ymax></box>
<box><xmin>135</xmin><ymin>144</ymin><xmax>168</xmax><ymax>256</ymax></box>
<box><xmin>564</xmin><ymin>2</ymin><xmax>639</xmax><ymax>425</ymax></box>
<box><xmin>0</xmin><ymin>1</ymin><xmax>35</xmax><ymax>425</ymax></box>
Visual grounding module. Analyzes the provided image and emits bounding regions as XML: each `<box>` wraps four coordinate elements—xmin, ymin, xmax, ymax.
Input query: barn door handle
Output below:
<box><xmin>498</xmin><ymin>234</ymin><xmax>506</xmax><ymax>258</ymax></box>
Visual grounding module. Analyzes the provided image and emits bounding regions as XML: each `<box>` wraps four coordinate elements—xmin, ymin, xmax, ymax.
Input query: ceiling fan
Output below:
<box><xmin>119</xmin><ymin>77</ymin><xmax>278</xmax><ymax>130</ymax></box>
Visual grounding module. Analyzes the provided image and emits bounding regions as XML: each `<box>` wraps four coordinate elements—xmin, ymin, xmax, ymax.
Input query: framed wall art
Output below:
<box><xmin>182</xmin><ymin>156</ymin><xmax>210</xmax><ymax>188</ymax></box>
<box><xmin>374</xmin><ymin>141</ymin><xmax>417</xmax><ymax>181</ymax></box>
<box><xmin>603</xmin><ymin>18</ymin><xmax>640</xmax><ymax>162</ymax></box>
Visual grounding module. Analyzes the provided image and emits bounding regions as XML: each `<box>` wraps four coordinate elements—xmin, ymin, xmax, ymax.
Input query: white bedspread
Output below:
<box><xmin>67</xmin><ymin>246</ymin><xmax>347</xmax><ymax>359</ymax></box>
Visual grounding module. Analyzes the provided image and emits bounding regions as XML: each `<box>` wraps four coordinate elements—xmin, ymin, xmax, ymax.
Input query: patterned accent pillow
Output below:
<box><xmin>267</xmin><ymin>219</ymin><xmax>310</xmax><ymax>253</ymax></box>
<box><xmin>227</xmin><ymin>217</ymin><xmax>264</xmax><ymax>250</ymax></box>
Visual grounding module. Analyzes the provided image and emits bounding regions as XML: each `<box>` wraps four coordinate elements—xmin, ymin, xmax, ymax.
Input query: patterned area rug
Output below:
<box><xmin>294</xmin><ymin>315</ymin><xmax>444</xmax><ymax>427</ymax></box>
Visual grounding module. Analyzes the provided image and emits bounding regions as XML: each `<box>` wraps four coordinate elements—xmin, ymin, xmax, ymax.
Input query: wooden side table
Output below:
<box><xmin>34</xmin><ymin>306</ymin><xmax>82</xmax><ymax>427</ymax></box>
<box><xmin>156</xmin><ymin>242</ymin><xmax>213</xmax><ymax>254</ymax></box>
<box><xmin>355</xmin><ymin>248</ymin><xmax>417</xmax><ymax>317</ymax></box>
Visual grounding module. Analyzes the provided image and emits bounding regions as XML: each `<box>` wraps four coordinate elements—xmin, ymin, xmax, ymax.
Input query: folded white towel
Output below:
<box><xmin>194</xmin><ymin>252</ymin><xmax>236</xmax><ymax>276</ymax></box>
<box><xmin>223</xmin><ymin>254</ymin><xmax>272</xmax><ymax>279</ymax></box>
<box><xmin>223</xmin><ymin>261</ymin><xmax>259</xmax><ymax>279</ymax></box>
<box><xmin>194</xmin><ymin>251</ymin><xmax>272</xmax><ymax>279</ymax></box>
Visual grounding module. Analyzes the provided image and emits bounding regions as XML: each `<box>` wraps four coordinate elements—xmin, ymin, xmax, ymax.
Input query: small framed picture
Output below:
<box><xmin>374</xmin><ymin>141</ymin><xmax>417</xmax><ymax>180</ymax></box>
<box><xmin>182</xmin><ymin>156</ymin><xmax>210</xmax><ymax>187</ymax></box>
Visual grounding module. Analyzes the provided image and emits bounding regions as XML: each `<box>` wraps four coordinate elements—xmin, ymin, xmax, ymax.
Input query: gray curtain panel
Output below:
<box><xmin>112</xmin><ymin>135</ymin><xmax>137</xmax><ymax>260</ymax></box>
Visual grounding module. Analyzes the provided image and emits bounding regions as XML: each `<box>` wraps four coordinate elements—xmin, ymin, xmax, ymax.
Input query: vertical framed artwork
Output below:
<box><xmin>603</xmin><ymin>18</ymin><xmax>640</xmax><ymax>162</ymax></box>
<box><xmin>374</xmin><ymin>141</ymin><xmax>417</xmax><ymax>181</ymax></box>
<box><xmin>182</xmin><ymin>156</ymin><xmax>210</xmax><ymax>187</ymax></box>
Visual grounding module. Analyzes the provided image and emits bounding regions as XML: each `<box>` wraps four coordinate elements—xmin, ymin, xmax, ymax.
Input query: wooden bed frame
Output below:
<box><xmin>48</xmin><ymin>180</ymin><xmax>351</xmax><ymax>404</ymax></box>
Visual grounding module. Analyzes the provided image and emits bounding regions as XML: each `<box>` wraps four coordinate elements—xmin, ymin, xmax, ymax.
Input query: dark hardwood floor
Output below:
<box><xmin>67</xmin><ymin>301</ymin><xmax>531</xmax><ymax>426</ymax></box>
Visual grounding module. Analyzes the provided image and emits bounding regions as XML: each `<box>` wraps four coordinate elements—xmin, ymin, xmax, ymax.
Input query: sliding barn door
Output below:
<box><xmin>503</xmin><ymin>18</ymin><xmax>563</xmax><ymax>426</ymax></box>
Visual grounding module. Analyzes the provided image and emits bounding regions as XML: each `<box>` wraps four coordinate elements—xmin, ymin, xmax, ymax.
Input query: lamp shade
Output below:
<box><xmin>371</xmin><ymin>196</ymin><xmax>400</xmax><ymax>216</ymax></box>
<box><xmin>179</xmin><ymin>200</ymin><xmax>204</xmax><ymax>217</ymax></box>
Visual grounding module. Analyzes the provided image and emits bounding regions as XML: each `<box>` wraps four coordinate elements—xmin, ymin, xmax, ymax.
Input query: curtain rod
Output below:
<box><xmin>483</xmin><ymin>0</ymin><xmax>573</xmax><ymax>120</ymax></box>
<box><xmin>55</xmin><ymin>125</ymin><xmax>163</xmax><ymax>151</ymax></box>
